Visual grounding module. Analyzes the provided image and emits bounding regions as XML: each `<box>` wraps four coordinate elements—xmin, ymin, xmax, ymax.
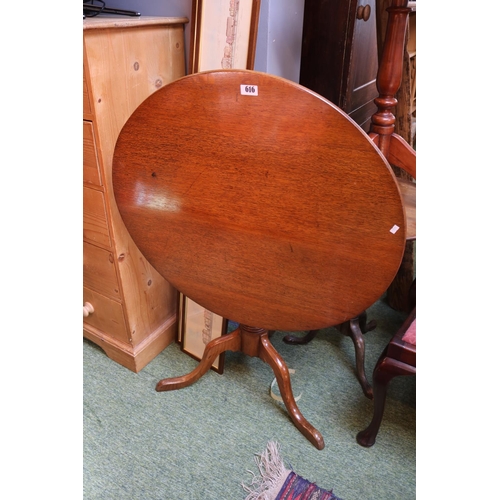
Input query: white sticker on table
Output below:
<box><xmin>241</xmin><ymin>85</ymin><xmax>258</xmax><ymax>96</ymax></box>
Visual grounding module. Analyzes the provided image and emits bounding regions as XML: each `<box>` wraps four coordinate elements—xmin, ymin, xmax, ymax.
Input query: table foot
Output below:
<box><xmin>259</xmin><ymin>334</ymin><xmax>325</xmax><ymax>450</ymax></box>
<box><xmin>156</xmin><ymin>328</ymin><xmax>241</xmax><ymax>392</ymax></box>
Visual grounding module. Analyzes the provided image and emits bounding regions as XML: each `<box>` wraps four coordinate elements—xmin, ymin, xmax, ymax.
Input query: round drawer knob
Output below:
<box><xmin>83</xmin><ymin>302</ymin><xmax>95</xmax><ymax>317</ymax></box>
<box><xmin>357</xmin><ymin>5</ymin><xmax>371</xmax><ymax>21</ymax></box>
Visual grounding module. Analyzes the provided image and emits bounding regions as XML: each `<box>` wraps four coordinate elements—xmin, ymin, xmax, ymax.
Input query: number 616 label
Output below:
<box><xmin>240</xmin><ymin>84</ymin><xmax>258</xmax><ymax>96</ymax></box>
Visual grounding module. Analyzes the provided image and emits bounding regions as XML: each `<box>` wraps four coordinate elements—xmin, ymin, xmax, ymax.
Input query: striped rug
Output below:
<box><xmin>243</xmin><ymin>441</ymin><xmax>341</xmax><ymax>500</ymax></box>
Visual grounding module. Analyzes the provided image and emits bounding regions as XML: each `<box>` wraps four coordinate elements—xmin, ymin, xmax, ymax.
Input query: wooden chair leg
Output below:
<box><xmin>356</xmin><ymin>352</ymin><xmax>415</xmax><ymax>447</ymax></box>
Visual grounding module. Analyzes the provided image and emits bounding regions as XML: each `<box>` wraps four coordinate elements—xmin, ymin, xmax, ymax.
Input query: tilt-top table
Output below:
<box><xmin>112</xmin><ymin>69</ymin><xmax>407</xmax><ymax>449</ymax></box>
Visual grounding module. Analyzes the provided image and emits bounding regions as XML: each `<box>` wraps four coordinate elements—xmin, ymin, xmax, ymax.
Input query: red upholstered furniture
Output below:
<box><xmin>356</xmin><ymin>306</ymin><xmax>416</xmax><ymax>447</ymax></box>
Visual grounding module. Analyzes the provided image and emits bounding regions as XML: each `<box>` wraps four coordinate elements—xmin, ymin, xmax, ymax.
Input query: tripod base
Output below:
<box><xmin>156</xmin><ymin>325</ymin><xmax>325</xmax><ymax>450</ymax></box>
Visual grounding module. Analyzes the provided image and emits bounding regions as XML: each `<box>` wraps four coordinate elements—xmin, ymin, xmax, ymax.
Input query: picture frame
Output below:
<box><xmin>178</xmin><ymin>292</ymin><xmax>228</xmax><ymax>374</ymax></box>
<box><xmin>189</xmin><ymin>0</ymin><xmax>262</xmax><ymax>73</ymax></box>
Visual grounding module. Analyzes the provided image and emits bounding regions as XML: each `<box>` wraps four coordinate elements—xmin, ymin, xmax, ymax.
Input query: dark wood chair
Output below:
<box><xmin>112</xmin><ymin>69</ymin><xmax>408</xmax><ymax>450</ymax></box>
<box><xmin>283</xmin><ymin>0</ymin><xmax>416</xmax><ymax>401</ymax></box>
<box><xmin>356</xmin><ymin>304</ymin><xmax>416</xmax><ymax>447</ymax></box>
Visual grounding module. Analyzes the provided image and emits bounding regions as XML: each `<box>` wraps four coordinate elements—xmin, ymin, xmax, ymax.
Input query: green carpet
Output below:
<box><xmin>83</xmin><ymin>298</ymin><xmax>415</xmax><ymax>499</ymax></box>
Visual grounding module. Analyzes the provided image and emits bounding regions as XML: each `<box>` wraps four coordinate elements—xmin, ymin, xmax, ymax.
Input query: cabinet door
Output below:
<box><xmin>299</xmin><ymin>0</ymin><xmax>352</xmax><ymax>106</ymax></box>
<box><xmin>346</xmin><ymin>0</ymin><xmax>378</xmax><ymax>128</ymax></box>
<box><xmin>299</xmin><ymin>0</ymin><xmax>378</xmax><ymax>130</ymax></box>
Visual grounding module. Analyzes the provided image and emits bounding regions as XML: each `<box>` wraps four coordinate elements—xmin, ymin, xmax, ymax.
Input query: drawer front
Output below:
<box><xmin>83</xmin><ymin>186</ymin><xmax>111</xmax><ymax>248</ymax></box>
<box><xmin>83</xmin><ymin>286</ymin><xmax>129</xmax><ymax>343</ymax></box>
<box><xmin>83</xmin><ymin>121</ymin><xmax>102</xmax><ymax>186</ymax></box>
<box><xmin>83</xmin><ymin>242</ymin><xmax>121</xmax><ymax>299</ymax></box>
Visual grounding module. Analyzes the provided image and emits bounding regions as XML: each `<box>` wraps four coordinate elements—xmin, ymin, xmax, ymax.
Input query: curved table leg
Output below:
<box><xmin>258</xmin><ymin>334</ymin><xmax>325</xmax><ymax>450</ymax></box>
<box><xmin>283</xmin><ymin>311</ymin><xmax>376</xmax><ymax>398</ymax></box>
<box><xmin>156</xmin><ymin>325</ymin><xmax>324</xmax><ymax>449</ymax></box>
<box><xmin>356</xmin><ymin>353</ymin><xmax>415</xmax><ymax>447</ymax></box>
<box><xmin>345</xmin><ymin>317</ymin><xmax>373</xmax><ymax>399</ymax></box>
<box><xmin>156</xmin><ymin>328</ymin><xmax>242</xmax><ymax>392</ymax></box>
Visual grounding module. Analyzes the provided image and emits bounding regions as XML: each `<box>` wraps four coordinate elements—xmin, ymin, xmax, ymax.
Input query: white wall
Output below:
<box><xmin>102</xmin><ymin>0</ymin><xmax>304</xmax><ymax>82</ymax></box>
<box><xmin>254</xmin><ymin>0</ymin><xmax>305</xmax><ymax>82</ymax></box>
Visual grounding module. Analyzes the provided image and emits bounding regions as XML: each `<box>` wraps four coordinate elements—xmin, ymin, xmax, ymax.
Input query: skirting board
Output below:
<box><xmin>84</xmin><ymin>314</ymin><xmax>177</xmax><ymax>373</ymax></box>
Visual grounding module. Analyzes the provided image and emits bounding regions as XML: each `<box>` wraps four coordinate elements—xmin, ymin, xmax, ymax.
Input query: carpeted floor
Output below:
<box><xmin>83</xmin><ymin>298</ymin><xmax>415</xmax><ymax>499</ymax></box>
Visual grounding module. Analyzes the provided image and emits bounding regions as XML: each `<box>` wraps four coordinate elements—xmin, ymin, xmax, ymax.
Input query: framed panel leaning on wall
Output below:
<box><xmin>178</xmin><ymin>293</ymin><xmax>229</xmax><ymax>374</ymax></box>
<box><xmin>189</xmin><ymin>0</ymin><xmax>261</xmax><ymax>73</ymax></box>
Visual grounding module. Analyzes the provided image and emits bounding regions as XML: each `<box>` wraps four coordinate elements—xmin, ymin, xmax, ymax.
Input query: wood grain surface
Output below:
<box><xmin>113</xmin><ymin>70</ymin><xmax>406</xmax><ymax>331</ymax></box>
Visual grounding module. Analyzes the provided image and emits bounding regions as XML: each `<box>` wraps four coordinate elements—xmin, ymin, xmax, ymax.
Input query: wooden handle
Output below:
<box><xmin>357</xmin><ymin>5</ymin><xmax>371</xmax><ymax>21</ymax></box>
<box><xmin>83</xmin><ymin>302</ymin><xmax>94</xmax><ymax>317</ymax></box>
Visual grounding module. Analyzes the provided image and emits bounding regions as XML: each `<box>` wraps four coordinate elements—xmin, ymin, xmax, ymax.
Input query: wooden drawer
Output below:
<box><xmin>83</xmin><ymin>286</ymin><xmax>129</xmax><ymax>343</ymax></box>
<box><xmin>83</xmin><ymin>121</ymin><xmax>102</xmax><ymax>186</ymax></box>
<box><xmin>83</xmin><ymin>186</ymin><xmax>111</xmax><ymax>248</ymax></box>
<box><xmin>83</xmin><ymin>242</ymin><xmax>121</xmax><ymax>299</ymax></box>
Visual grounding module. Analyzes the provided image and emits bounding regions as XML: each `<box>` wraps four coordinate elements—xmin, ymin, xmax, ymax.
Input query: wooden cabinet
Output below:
<box><xmin>299</xmin><ymin>0</ymin><xmax>379</xmax><ymax>132</ymax></box>
<box><xmin>83</xmin><ymin>16</ymin><xmax>188</xmax><ymax>372</ymax></box>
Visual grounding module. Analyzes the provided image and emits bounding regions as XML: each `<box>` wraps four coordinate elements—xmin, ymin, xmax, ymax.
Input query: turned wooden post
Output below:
<box><xmin>372</xmin><ymin>0</ymin><xmax>411</xmax><ymax>155</ymax></box>
<box><xmin>372</xmin><ymin>0</ymin><xmax>415</xmax><ymax>312</ymax></box>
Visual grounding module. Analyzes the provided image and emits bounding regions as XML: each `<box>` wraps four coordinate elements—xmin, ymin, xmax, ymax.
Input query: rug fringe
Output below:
<box><xmin>242</xmin><ymin>441</ymin><xmax>291</xmax><ymax>500</ymax></box>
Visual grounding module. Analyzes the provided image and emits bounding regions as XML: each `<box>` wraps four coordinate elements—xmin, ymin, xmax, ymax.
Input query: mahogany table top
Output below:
<box><xmin>113</xmin><ymin>70</ymin><xmax>406</xmax><ymax>331</ymax></box>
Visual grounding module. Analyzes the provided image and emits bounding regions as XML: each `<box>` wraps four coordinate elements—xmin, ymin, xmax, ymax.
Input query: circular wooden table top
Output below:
<box><xmin>113</xmin><ymin>70</ymin><xmax>406</xmax><ymax>331</ymax></box>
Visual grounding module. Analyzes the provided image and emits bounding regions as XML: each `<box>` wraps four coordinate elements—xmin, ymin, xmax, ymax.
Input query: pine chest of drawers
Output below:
<box><xmin>83</xmin><ymin>16</ymin><xmax>188</xmax><ymax>371</ymax></box>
